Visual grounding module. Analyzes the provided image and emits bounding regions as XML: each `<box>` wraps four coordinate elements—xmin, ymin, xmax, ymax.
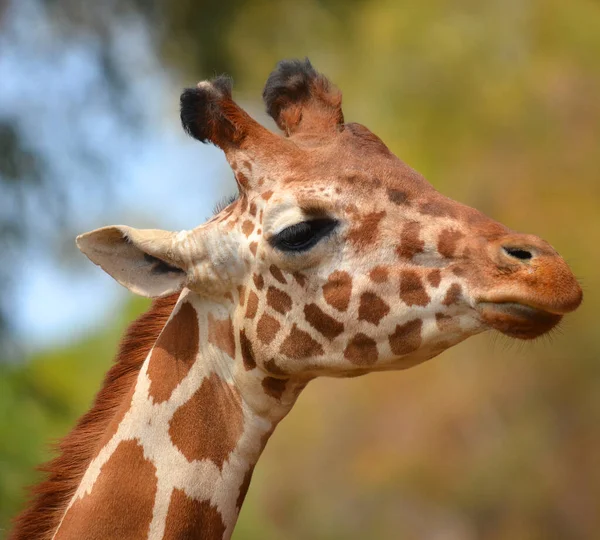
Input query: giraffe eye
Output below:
<box><xmin>270</xmin><ymin>218</ymin><xmax>338</xmax><ymax>252</ymax></box>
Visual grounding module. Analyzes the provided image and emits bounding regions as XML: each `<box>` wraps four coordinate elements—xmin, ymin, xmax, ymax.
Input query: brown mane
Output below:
<box><xmin>9</xmin><ymin>294</ymin><xmax>178</xmax><ymax>540</ymax></box>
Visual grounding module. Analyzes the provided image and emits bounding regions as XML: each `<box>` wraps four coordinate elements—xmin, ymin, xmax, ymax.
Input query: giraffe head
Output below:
<box><xmin>78</xmin><ymin>59</ymin><xmax>582</xmax><ymax>379</ymax></box>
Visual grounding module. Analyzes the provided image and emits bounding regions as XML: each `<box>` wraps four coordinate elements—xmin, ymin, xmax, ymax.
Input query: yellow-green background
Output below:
<box><xmin>1</xmin><ymin>1</ymin><xmax>599</xmax><ymax>538</ymax></box>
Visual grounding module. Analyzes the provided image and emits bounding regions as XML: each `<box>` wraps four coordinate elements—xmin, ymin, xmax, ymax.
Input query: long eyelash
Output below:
<box><xmin>213</xmin><ymin>193</ymin><xmax>239</xmax><ymax>214</ymax></box>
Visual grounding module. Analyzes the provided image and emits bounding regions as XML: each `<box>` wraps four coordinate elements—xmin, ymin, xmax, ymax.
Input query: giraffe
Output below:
<box><xmin>11</xmin><ymin>59</ymin><xmax>582</xmax><ymax>540</ymax></box>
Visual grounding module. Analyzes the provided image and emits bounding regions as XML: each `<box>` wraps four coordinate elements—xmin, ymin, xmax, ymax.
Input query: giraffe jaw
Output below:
<box><xmin>476</xmin><ymin>301</ymin><xmax>563</xmax><ymax>340</ymax></box>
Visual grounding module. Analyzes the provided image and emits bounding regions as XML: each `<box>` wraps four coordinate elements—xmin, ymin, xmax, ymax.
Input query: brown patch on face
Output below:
<box><xmin>249</xmin><ymin>242</ymin><xmax>258</xmax><ymax>256</ymax></box>
<box><xmin>435</xmin><ymin>312</ymin><xmax>460</xmax><ymax>333</ymax></box>
<box><xmin>240</xmin><ymin>329</ymin><xmax>256</xmax><ymax>370</ymax></box>
<box><xmin>452</xmin><ymin>266</ymin><xmax>466</xmax><ymax>277</ymax></box>
<box><xmin>443</xmin><ymin>283</ymin><xmax>462</xmax><ymax>306</ymax></box>
<box><xmin>253</xmin><ymin>273</ymin><xmax>264</xmax><ymax>290</ymax></box>
<box><xmin>236</xmin><ymin>172</ymin><xmax>250</xmax><ymax>189</ymax></box>
<box><xmin>387</xmin><ymin>188</ymin><xmax>409</xmax><ymax>205</ymax></box>
<box><xmin>399</xmin><ymin>271</ymin><xmax>431</xmax><ymax>307</ymax></box>
<box><xmin>293</xmin><ymin>272</ymin><xmax>307</xmax><ymax>287</ymax></box>
<box><xmin>262</xmin><ymin>376</ymin><xmax>288</xmax><ymax>400</ymax></box>
<box><xmin>358</xmin><ymin>292</ymin><xmax>390</xmax><ymax>326</ymax></box>
<box><xmin>245</xmin><ymin>291</ymin><xmax>259</xmax><ymax>319</ymax></box>
<box><xmin>242</xmin><ymin>220</ymin><xmax>255</xmax><ymax>237</ymax></box>
<box><xmin>396</xmin><ymin>221</ymin><xmax>424</xmax><ymax>259</ymax></box>
<box><xmin>427</xmin><ymin>269</ymin><xmax>442</xmax><ymax>288</ymax></box>
<box><xmin>147</xmin><ymin>302</ymin><xmax>199</xmax><ymax>404</ymax></box>
<box><xmin>169</xmin><ymin>373</ymin><xmax>243</xmax><ymax>468</ymax></box>
<box><xmin>261</xmin><ymin>190</ymin><xmax>273</xmax><ymax>201</ymax></box>
<box><xmin>279</xmin><ymin>324</ymin><xmax>324</xmax><ymax>359</ymax></box>
<box><xmin>344</xmin><ymin>333</ymin><xmax>378</xmax><ymax>365</ymax></box>
<box><xmin>369</xmin><ymin>266</ymin><xmax>389</xmax><ymax>283</ymax></box>
<box><xmin>348</xmin><ymin>211</ymin><xmax>386</xmax><ymax>248</ymax></box>
<box><xmin>163</xmin><ymin>488</ymin><xmax>226</xmax><ymax>540</ymax></box>
<box><xmin>437</xmin><ymin>229</ymin><xmax>464</xmax><ymax>258</ymax></box>
<box><xmin>264</xmin><ymin>358</ymin><xmax>286</xmax><ymax>376</ymax></box>
<box><xmin>249</xmin><ymin>202</ymin><xmax>257</xmax><ymax>216</ymax></box>
<box><xmin>208</xmin><ymin>313</ymin><xmax>235</xmax><ymax>358</ymax></box>
<box><xmin>304</xmin><ymin>303</ymin><xmax>344</xmax><ymax>340</ymax></box>
<box><xmin>389</xmin><ymin>319</ymin><xmax>423</xmax><ymax>356</ymax></box>
<box><xmin>236</xmin><ymin>466</ymin><xmax>256</xmax><ymax>511</ymax></box>
<box><xmin>323</xmin><ymin>271</ymin><xmax>352</xmax><ymax>312</ymax></box>
<box><xmin>267</xmin><ymin>286</ymin><xmax>292</xmax><ymax>314</ymax></box>
<box><xmin>54</xmin><ymin>440</ymin><xmax>157</xmax><ymax>540</ymax></box>
<box><xmin>269</xmin><ymin>264</ymin><xmax>287</xmax><ymax>284</ymax></box>
<box><xmin>420</xmin><ymin>199</ymin><xmax>458</xmax><ymax>219</ymax></box>
<box><xmin>256</xmin><ymin>313</ymin><xmax>281</xmax><ymax>344</ymax></box>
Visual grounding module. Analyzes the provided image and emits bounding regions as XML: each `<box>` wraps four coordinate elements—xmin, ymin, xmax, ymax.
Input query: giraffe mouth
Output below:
<box><xmin>476</xmin><ymin>302</ymin><xmax>562</xmax><ymax>340</ymax></box>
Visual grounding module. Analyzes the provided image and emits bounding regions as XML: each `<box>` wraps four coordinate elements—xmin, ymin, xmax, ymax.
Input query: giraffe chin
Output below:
<box><xmin>477</xmin><ymin>302</ymin><xmax>562</xmax><ymax>340</ymax></box>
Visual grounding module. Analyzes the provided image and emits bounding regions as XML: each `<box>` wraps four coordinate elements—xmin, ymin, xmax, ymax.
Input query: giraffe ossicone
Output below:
<box><xmin>11</xmin><ymin>58</ymin><xmax>582</xmax><ymax>540</ymax></box>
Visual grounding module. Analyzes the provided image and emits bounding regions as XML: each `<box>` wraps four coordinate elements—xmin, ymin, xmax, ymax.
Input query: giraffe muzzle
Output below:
<box><xmin>473</xmin><ymin>233</ymin><xmax>582</xmax><ymax>339</ymax></box>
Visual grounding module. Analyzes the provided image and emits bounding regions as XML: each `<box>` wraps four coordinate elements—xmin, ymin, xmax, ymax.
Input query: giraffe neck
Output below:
<box><xmin>52</xmin><ymin>289</ymin><xmax>307</xmax><ymax>540</ymax></box>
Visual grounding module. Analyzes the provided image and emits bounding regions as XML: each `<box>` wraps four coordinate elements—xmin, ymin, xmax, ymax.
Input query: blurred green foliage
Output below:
<box><xmin>2</xmin><ymin>0</ymin><xmax>600</xmax><ymax>538</ymax></box>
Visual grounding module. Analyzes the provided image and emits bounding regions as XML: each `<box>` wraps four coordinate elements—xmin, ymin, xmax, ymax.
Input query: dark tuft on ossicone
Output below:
<box><xmin>262</xmin><ymin>58</ymin><xmax>343</xmax><ymax>134</ymax></box>
<box><xmin>180</xmin><ymin>75</ymin><xmax>234</xmax><ymax>144</ymax></box>
<box><xmin>263</xmin><ymin>58</ymin><xmax>318</xmax><ymax>122</ymax></box>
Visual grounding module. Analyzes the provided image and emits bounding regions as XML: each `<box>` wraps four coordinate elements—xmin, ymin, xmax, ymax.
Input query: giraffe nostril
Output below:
<box><xmin>503</xmin><ymin>246</ymin><xmax>534</xmax><ymax>261</ymax></box>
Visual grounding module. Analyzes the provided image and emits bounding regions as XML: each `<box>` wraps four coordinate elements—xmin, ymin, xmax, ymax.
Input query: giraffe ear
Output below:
<box><xmin>263</xmin><ymin>58</ymin><xmax>344</xmax><ymax>136</ymax></box>
<box><xmin>76</xmin><ymin>226</ymin><xmax>188</xmax><ymax>298</ymax></box>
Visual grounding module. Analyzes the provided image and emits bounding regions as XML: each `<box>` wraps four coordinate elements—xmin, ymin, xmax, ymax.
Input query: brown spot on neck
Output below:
<box><xmin>293</xmin><ymin>272</ymin><xmax>307</xmax><ymax>287</ymax></box>
<box><xmin>369</xmin><ymin>266</ymin><xmax>389</xmax><ymax>283</ymax></box>
<box><xmin>207</xmin><ymin>313</ymin><xmax>236</xmax><ymax>359</ymax></box>
<box><xmin>396</xmin><ymin>221</ymin><xmax>424</xmax><ymax>260</ymax></box>
<box><xmin>256</xmin><ymin>313</ymin><xmax>281</xmax><ymax>344</ymax></box>
<box><xmin>54</xmin><ymin>440</ymin><xmax>157</xmax><ymax>540</ymax></box>
<box><xmin>443</xmin><ymin>283</ymin><xmax>462</xmax><ymax>306</ymax></box>
<box><xmin>262</xmin><ymin>376</ymin><xmax>288</xmax><ymax>400</ymax></box>
<box><xmin>399</xmin><ymin>271</ymin><xmax>431</xmax><ymax>307</ymax></box>
<box><xmin>304</xmin><ymin>303</ymin><xmax>344</xmax><ymax>340</ymax></box>
<box><xmin>437</xmin><ymin>228</ymin><xmax>464</xmax><ymax>258</ymax></box>
<box><xmin>323</xmin><ymin>271</ymin><xmax>353</xmax><ymax>312</ymax></box>
<box><xmin>344</xmin><ymin>333</ymin><xmax>379</xmax><ymax>365</ymax></box>
<box><xmin>169</xmin><ymin>373</ymin><xmax>244</xmax><ymax>469</ymax></box>
<box><xmin>427</xmin><ymin>269</ymin><xmax>442</xmax><ymax>288</ymax></box>
<box><xmin>387</xmin><ymin>188</ymin><xmax>409</xmax><ymax>205</ymax></box>
<box><xmin>389</xmin><ymin>319</ymin><xmax>423</xmax><ymax>356</ymax></box>
<box><xmin>163</xmin><ymin>488</ymin><xmax>226</xmax><ymax>540</ymax></box>
<box><xmin>240</xmin><ymin>329</ymin><xmax>256</xmax><ymax>370</ymax></box>
<box><xmin>253</xmin><ymin>273</ymin><xmax>264</xmax><ymax>290</ymax></box>
<box><xmin>279</xmin><ymin>324</ymin><xmax>324</xmax><ymax>359</ymax></box>
<box><xmin>358</xmin><ymin>292</ymin><xmax>390</xmax><ymax>326</ymax></box>
<box><xmin>242</xmin><ymin>220</ymin><xmax>255</xmax><ymax>237</ymax></box>
<box><xmin>269</xmin><ymin>264</ymin><xmax>287</xmax><ymax>284</ymax></box>
<box><xmin>245</xmin><ymin>291</ymin><xmax>259</xmax><ymax>319</ymax></box>
<box><xmin>266</xmin><ymin>286</ymin><xmax>293</xmax><ymax>314</ymax></box>
<box><xmin>419</xmin><ymin>199</ymin><xmax>458</xmax><ymax>219</ymax></box>
<box><xmin>147</xmin><ymin>301</ymin><xmax>199</xmax><ymax>404</ymax></box>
